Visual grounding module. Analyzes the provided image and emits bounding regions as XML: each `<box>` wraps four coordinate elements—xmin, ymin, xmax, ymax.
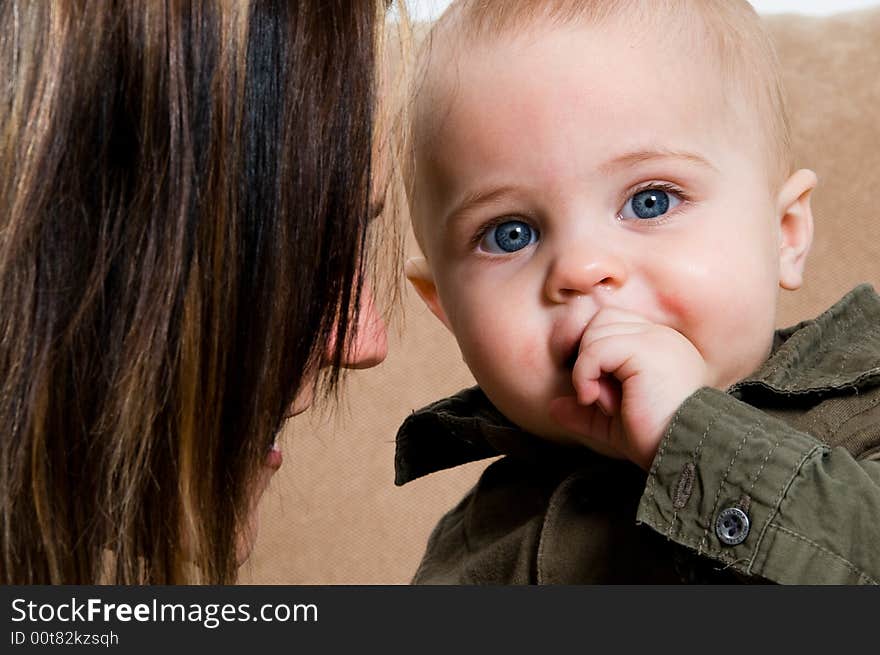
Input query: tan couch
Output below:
<box><xmin>240</xmin><ymin>8</ymin><xmax>880</xmax><ymax>584</ymax></box>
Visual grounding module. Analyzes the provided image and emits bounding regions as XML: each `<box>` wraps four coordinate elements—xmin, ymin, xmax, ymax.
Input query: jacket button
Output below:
<box><xmin>715</xmin><ymin>507</ymin><xmax>750</xmax><ymax>546</ymax></box>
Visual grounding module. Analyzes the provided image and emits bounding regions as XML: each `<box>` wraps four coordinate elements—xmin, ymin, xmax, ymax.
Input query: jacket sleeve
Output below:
<box><xmin>636</xmin><ymin>387</ymin><xmax>880</xmax><ymax>584</ymax></box>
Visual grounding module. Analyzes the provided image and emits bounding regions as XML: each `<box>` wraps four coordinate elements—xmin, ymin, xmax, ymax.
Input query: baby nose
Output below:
<box><xmin>544</xmin><ymin>246</ymin><xmax>628</xmax><ymax>304</ymax></box>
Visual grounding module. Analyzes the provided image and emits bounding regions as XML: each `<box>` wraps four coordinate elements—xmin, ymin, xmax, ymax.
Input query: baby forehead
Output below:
<box><xmin>412</xmin><ymin>11</ymin><xmax>782</xmax><ymax>180</ymax></box>
<box><xmin>417</xmin><ymin>26</ymin><xmax>739</xmax><ymax>161</ymax></box>
<box><xmin>416</xmin><ymin>1</ymin><xmax>774</xmax><ymax>125</ymax></box>
<box><xmin>425</xmin><ymin>19</ymin><xmax>738</xmax><ymax>121</ymax></box>
<box><xmin>432</xmin><ymin>0</ymin><xmax>765</xmax><ymax>60</ymax></box>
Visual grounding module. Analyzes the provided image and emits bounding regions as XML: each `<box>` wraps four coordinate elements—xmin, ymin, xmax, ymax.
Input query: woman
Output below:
<box><xmin>0</xmin><ymin>0</ymin><xmax>402</xmax><ymax>584</ymax></box>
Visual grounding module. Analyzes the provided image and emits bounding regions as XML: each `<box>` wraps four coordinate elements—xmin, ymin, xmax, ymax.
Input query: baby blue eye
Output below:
<box><xmin>621</xmin><ymin>188</ymin><xmax>681</xmax><ymax>220</ymax></box>
<box><xmin>480</xmin><ymin>220</ymin><xmax>538</xmax><ymax>253</ymax></box>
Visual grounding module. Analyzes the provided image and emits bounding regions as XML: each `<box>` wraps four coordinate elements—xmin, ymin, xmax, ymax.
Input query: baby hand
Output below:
<box><xmin>549</xmin><ymin>308</ymin><xmax>708</xmax><ymax>470</ymax></box>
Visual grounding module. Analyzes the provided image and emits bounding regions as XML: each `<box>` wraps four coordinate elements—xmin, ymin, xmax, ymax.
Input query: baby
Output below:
<box><xmin>397</xmin><ymin>0</ymin><xmax>880</xmax><ymax>584</ymax></box>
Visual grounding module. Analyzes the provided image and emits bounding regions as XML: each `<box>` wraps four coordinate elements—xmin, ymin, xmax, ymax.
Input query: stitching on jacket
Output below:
<box><xmin>837</xmin><ymin>337</ymin><xmax>864</xmax><ymax>375</ymax></box>
<box><xmin>762</xmin><ymin>307</ymin><xmax>859</xmax><ymax>383</ymax></box>
<box><xmin>745</xmin><ymin>434</ymin><xmax>782</xmax><ymax>498</ymax></box>
<box><xmin>698</xmin><ymin>419</ymin><xmax>756</xmax><ymax>554</ymax></box>
<box><xmin>664</xmin><ymin>531</ymin><xmax>740</xmax><ymax>566</ymax></box>
<box><xmin>643</xmin><ymin>505</ymin><xmax>754</xmax><ymax>575</ymax></box>
<box><xmin>672</xmin><ymin>462</ymin><xmax>696</xmax><ymax>510</ymax></box>
<box><xmin>746</xmin><ymin>443</ymin><xmax>825</xmax><ymax>575</ymax></box>
<box><xmin>691</xmin><ymin>408</ymin><xmax>724</xmax><ymax>464</ymax></box>
<box><xmin>767</xmin><ymin>524</ymin><xmax>877</xmax><ymax>585</ymax></box>
<box><xmin>645</xmin><ymin>404</ymin><xmax>684</xmax><ymax>515</ymax></box>
<box><xmin>760</xmin><ymin>289</ymin><xmax>878</xmax><ymax>385</ymax></box>
<box><xmin>664</xmin><ymin>406</ymin><xmax>723</xmax><ymax>539</ymax></box>
<box><xmin>829</xmin><ymin>386</ymin><xmax>880</xmax><ymax>435</ymax></box>
<box><xmin>810</xmin><ymin>304</ymin><xmax>868</xmax><ymax>369</ymax></box>
<box><xmin>663</xmin><ymin>525</ymin><xmax>850</xmax><ymax>582</ymax></box>
<box><xmin>769</xmin><ymin>306</ymin><xmax>869</xmax><ymax>387</ymax></box>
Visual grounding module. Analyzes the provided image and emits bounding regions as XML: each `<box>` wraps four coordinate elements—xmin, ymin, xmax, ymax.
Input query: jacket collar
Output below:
<box><xmin>730</xmin><ymin>283</ymin><xmax>880</xmax><ymax>401</ymax></box>
<box><xmin>394</xmin><ymin>387</ymin><xmax>573</xmax><ymax>486</ymax></box>
<box><xmin>396</xmin><ymin>284</ymin><xmax>880</xmax><ymax>485</ymax></box>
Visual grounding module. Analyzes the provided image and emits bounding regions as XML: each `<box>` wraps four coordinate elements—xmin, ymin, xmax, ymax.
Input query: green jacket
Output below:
<box><xmin>395</xmin><ymin>285</ymin><xmax>880</xmax><ymax>584</ymax></box>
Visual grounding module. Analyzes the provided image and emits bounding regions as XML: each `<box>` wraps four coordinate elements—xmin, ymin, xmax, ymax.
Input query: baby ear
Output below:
<box><xmin>405</xmin><ymin>257</ymin><xmax>452</xmax><ymax>330</ymax></box>
<box><xmin>776</xmin><ymin>169</ymin><xmax>817</xmax><ymax>291</ymax></box>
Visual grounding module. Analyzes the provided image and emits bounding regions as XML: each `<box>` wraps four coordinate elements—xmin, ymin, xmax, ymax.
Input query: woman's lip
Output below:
<box><xmin>265</xmin><ymin>441</ymin><xmax>283</xmax><ymax>470</ymax></box>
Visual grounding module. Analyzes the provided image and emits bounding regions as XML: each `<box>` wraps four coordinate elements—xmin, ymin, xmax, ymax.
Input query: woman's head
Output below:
<box><xmin>0</xmin><ymin>0</ymin><xmax>399</xmax><ymax>583</ymax></box>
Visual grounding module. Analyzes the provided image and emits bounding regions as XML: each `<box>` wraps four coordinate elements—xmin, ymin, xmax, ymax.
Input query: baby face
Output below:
<box><xmin>409</xmin><ymin>22</ymin><xmax>814</xmax><ymax>444</ymax></box>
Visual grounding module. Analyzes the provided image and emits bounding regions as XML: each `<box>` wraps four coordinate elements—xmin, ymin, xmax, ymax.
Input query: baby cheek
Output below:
<box><xmin>454</xmin><ymin>306</ymin><xmax>545</xmax><ymax>385</ymax></box>
<box><xmin>447</xmin><ymin>301</ymin><xmax>503</xmax><ymax>366</ymax></box>
<box><xmin>656</xmin><ymin>272</ymin><xmax>742</xmax><ymax>336</ymax></box>
<box><xmin>655</xmin><ymin>286</ymin><xmax>696</xmax><ymax>325</ymax></box>
<box><xmin>457</xmin><ymin>315</ymin><xmax>518</xmax><ymax>370</ymax></box>
<box><xmin>651</xmin><ymin>259</ymin><xmax>718</xmax><ymax>325</ymax></box>
<box><xmin>650</xmin><ymin>260</ymin><xmax>758</xmax><ymax>359</ymax></box>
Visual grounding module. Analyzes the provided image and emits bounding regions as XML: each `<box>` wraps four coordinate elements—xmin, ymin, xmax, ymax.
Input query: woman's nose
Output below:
<box><xmin>544</xmin><ymin>243</ymin><xmax>628</xmax><ymax>304</ymax></box>
<box><xmin>337</xmin><ymin>285</ymin><xmax>388</xmax><ymax>370</ymax></box>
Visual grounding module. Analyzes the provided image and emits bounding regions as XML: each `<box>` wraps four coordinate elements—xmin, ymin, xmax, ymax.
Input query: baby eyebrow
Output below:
<box><xmin>598</xmin><ymin>149</ymin><xmax>718</xmax><ymax>175</ymax></box>
<box><xmin>444</xmin><ymin>185</ymin><xmax>519</xmax><ymax>228</ymax></box>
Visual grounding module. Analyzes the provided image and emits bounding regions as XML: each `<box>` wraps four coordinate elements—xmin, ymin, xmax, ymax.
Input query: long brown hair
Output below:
<box><xmin>0</xmin><ymin>0</ymin><xmax>394</xmax><ymax>584</ymax></box>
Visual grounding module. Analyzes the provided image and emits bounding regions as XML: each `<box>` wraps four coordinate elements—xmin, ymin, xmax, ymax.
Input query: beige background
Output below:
<box><xmin>239</xmin><ymin>8</ymin><xmax>880</xmax><ymax>584</ymax></box>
